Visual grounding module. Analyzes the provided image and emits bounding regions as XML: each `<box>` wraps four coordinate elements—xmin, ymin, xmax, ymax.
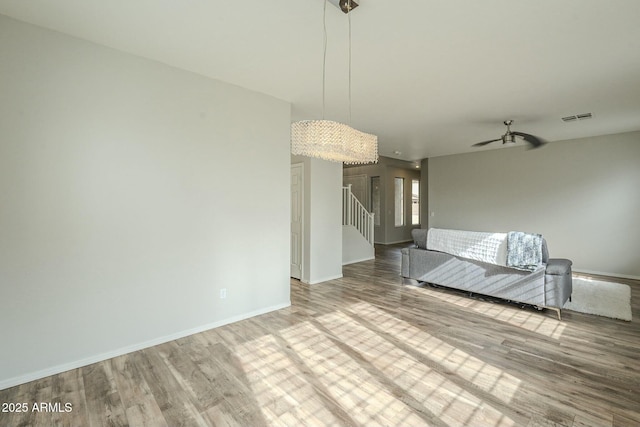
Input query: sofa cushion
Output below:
<box><xmin>412</xmin><ymin>228</ymin><xmax>429</xmax><ymax>249</ymax></box>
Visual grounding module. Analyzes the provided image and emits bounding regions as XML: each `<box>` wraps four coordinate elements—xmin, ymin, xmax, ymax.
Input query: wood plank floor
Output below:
<box><xmin>2</xmin><ymin>243</ymin><xmax>639</xmax><ymax>426</ymax></box>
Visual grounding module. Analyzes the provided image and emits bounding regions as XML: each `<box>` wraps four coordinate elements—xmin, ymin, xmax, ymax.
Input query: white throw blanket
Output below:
<box><xmin>427</xmin><ymin>228</ymin><xmax>508</xmax><ymax>266</ymax></box>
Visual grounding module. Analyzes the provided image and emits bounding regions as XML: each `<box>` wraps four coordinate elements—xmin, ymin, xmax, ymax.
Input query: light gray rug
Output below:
<box><xmin>564</xmin><ymin>277</ymin><xmax>632</xmax><ymax>321</ymax></box>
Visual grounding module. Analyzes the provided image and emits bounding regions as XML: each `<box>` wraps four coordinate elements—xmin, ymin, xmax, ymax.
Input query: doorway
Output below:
<box><xmin>290</xmin><ymin>163</ymin><xmax>304</xmax><ymax>279</ymax></box>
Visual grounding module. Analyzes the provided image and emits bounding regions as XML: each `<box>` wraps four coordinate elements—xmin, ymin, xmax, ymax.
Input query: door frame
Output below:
<box><xmin>290</xmin><ymin>162</ymin><xmax>304</xmax><ymax>279</ymax></box>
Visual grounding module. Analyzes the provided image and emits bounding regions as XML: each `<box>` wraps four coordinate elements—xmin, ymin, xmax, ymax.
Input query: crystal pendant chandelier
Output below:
<box><xmin>291</xmin><ymin>0</ymin><xmax>378</xmax><ymax>165</ymax></box>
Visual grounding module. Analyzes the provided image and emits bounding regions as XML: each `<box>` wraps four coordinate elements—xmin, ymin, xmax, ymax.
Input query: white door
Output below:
<box><xmin>291</xmin><ymin>163</ymin><xmax>304</xmax><ymax>279</ymax></box>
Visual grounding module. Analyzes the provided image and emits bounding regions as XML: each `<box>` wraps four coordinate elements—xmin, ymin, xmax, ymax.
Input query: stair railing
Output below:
<box><xmin>342</xmin><ymin>185</ymin><xmax>375</xmax><ymax>245</ymax></box>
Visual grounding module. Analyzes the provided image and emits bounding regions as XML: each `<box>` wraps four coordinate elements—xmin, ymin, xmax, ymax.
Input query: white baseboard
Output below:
<box><xmin>305</xmin><ymin>274</ymin><xmax>343</xmax><ymax>285</ymax></box>
<box><xmin>573</xmin><ymin>269</ymin><xmax>640</xmax><ymax>281</ymax></box>
<box><xmin>0</xmin><ymin>301</ymin><xmax>291</xmax><ymax>391</ymax></box>
<box><xmin>383</xmin><ymin>239</ymin><xmax>413</xmax><ymax>245</ymax></box>
<box><xmin>343</xmin><ymin>256</ymin><xmax>375</xmax><ymax>265</ymax></box>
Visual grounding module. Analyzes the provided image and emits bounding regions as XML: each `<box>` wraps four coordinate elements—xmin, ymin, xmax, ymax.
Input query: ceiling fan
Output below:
<box><xmin>472</xmin><ymin>120</ymin><xmax>546</xmax><ymax>149</ymax></box>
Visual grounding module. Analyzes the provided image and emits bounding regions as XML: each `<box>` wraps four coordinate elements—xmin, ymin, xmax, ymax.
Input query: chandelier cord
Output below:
<box><xmin>322</xmin><ymin>0</ymin><xmax>328</xmax><ymax>120</ymax></box>
<box><xmin>290</xmin><ymin>0</ymin><xmax>378</xmax><ymax>165</ymax></box>
<box><xmin>348</xmin><ymin>0</ymin><xmax>352</xmax><ymax>125</ymax></box>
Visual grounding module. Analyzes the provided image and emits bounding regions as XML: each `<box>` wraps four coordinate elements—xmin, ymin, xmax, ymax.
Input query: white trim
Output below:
<box><xmin>573</xmin><ymin>269</ymin><xmax>640</xmax><ymax>281</ymax></box>
<box><xmin>304</xmin><ymin>274</ymin><xmax>344</xmax><ymax>285</ymax></box>
<box><xmin>291</xmin><ymin>162</ymin><xmax>304</xmax><ymax>280</ymax></box>
<box><xmin>384</xmin><ymin>239</ymin><xmax>414</xmax><ymax>245</ymax></box>
<box><xmin>0</xmin><ymin>302</ymin><xmax>291</xmax><ymax>391</ymax></box>
<box><xmin>342</xmin><ymin>256</ymin><xmax>375</xmax><ymax>265</ymax></box>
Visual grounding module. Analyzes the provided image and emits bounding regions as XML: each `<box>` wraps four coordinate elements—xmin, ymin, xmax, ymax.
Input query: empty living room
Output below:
<box><xmin>1</xmin><ymin>1</ymin><xmax>639</xmax><ymax>426</ymax></box>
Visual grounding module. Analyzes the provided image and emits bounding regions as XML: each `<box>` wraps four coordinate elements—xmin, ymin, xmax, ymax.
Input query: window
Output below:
<box><xmin>394</xmin><ymin>177</ymin><xmax>404</xmax><ymax>227</ymax></box>
<box><xmin>412</xmin><ymin>179</ymin><xmax>420</xmax><ymax>225</ymax></box>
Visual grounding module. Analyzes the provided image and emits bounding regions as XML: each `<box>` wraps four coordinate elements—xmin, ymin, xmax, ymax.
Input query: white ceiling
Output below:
<box><xmin>1</xmin><ymin>0</ymin><xmax>639</xmax><ymax>159</ymax></box>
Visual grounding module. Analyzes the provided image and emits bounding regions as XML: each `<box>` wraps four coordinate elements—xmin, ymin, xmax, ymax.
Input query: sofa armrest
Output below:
<box><xmin>411</xmin><ymin>229</ymin><xmax>428</xmax><ymax>249</ymax></box>
<box><xmin>401</xmin><ymin>248</ymin><xmax>410</xmax><ymax>277</ymax></box>
<box><xmin>545</xmin><ymin>258</ymin><xmax>573</xmax><ymax>308</ymax></box>
<box><xmin>545</xmin><ymin>258</ymin><xmax>572</xmax><ymax>275</ymax></box>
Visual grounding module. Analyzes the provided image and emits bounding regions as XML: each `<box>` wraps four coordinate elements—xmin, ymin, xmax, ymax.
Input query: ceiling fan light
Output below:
<box><xmin>501</xmin><ymin>134</ymin><xmax>516</xmax><ymax>144</ymax></box>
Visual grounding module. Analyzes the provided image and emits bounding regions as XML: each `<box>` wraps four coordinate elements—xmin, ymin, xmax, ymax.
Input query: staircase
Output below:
<box><xmin>342</xmin><ymin>185</ymin><xmax>375</xmax><ymax>265</ymax></box>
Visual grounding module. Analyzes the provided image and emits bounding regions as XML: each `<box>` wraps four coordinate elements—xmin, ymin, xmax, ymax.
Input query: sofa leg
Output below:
<box><xmin>549</xmin><ymin>307</ymin><xmax>562</xmax><ymax>320</ymax></box>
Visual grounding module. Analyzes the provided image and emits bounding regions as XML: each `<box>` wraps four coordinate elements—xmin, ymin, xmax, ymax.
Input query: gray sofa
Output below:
<box><xmin>401</xmin><ymin>229</ymin><xmax>573</xmax><ymax>319</ymax></box>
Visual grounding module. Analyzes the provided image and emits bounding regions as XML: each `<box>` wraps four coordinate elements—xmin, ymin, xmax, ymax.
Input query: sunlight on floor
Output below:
<box><xmin>280</xmin><ymin>320</ymin><xmax>427</xmax><ymax>426</ymax></box>
<box><xmin>317</xmin><ymin>310</ymin><xmax>516</xmax><ymax>427</ymax></box>
<box><xmin>347</xmin><ymin>301</ymin><xmax>522</xmax><ymax>405</ymax></box>
<box><xmin>411</xmin><ymin>286</ymin><xmax>567</xmax><ymax>339</ymax></box>
<box><xmin>233</xmin><ymin>333</ymin><xmax>342</xmax><ymax>425</ymax></box>
<box><xmin>234</xmin><ymin>306</ymin><xmax>520</xmax><ymax>427</ymax></box>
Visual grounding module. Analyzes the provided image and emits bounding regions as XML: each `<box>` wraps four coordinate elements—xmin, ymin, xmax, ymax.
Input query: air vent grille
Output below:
<box><xmin>562</xmin><ymin>113</ymin><xmax>592</xmax><ymax>122</ymax></box>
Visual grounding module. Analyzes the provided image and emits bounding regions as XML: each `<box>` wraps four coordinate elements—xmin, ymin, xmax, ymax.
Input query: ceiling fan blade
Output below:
<box><xmin>512</xmin><ymin>131</ymin><xmax>546</xmax><ymax>148</ymax></box>
<box><xmin>472</xmin><ymin>138</ymin><xmax>501</xmax><ymax>147</ymax></box>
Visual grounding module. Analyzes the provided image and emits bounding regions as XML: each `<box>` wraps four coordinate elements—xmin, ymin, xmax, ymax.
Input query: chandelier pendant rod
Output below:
<box><xmin>322</xmin><ymin>0</ymin><xmax>328</xmax><ymax>120</ymax></box>
<box><xmin>348</xmin><ymin>0</ymin><xmax>352</xmax><ymax>125</ymax></box>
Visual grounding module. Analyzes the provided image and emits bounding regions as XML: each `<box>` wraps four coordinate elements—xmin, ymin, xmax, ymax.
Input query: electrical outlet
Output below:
<box><xmin>220</xmin><ymin>288</ymin><xmax>227</xmax><ymax>299</ymax></box>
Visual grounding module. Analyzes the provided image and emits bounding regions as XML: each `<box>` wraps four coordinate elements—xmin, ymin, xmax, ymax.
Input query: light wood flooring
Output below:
<box><xmin>1</xmin><ymin>243</ymin><xmax>639</xmax><ymax>426</ymax></box>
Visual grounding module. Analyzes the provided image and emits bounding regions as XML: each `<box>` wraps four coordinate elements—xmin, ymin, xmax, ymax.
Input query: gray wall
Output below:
<box><xmin>427</xmin><ymin>131</ymin><xmax>640</xmax><ymax>278</ymax></box>
<box><xmin>384</xmin><ymin>165</ymin><xmax>421</xmax><ymax>244</ymax></box>
<box><xmin>344</xmin><ymin>157</ymin><xmax>421</xmax><ymax>244</ymax></box>
<box><xmin>0</xmin><ymin>15</ymin><xmax>291</xmax><ymax>388</ymax></box>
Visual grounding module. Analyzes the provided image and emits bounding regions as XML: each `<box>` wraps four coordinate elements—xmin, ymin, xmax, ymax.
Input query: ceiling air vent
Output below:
<box><xmin>562</xmin><ymin>113</ymin><xmax>593</xmax><ymax>122</ymax></box>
